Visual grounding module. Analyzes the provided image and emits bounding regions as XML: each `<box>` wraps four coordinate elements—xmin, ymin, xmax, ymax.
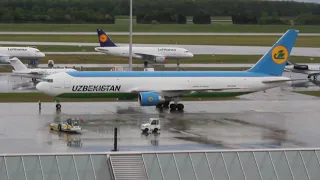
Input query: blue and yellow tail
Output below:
<box><xmin>247</xmin><ymin>29</ymin><xmax>298</xmax><ymax>76</ymax></box>
<box><xmin>96</xmin><ymin>29</ymin><xmax>117</xmax><ymax>47</ymax></box>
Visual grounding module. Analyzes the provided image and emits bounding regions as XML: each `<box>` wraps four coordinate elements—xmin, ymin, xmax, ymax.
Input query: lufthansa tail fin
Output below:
<box><xmin>247</xmin><ymin>29</ymin><xmax>298</xmax><ymax>76</ymax></box>
<box><xmin>6</xmin><ymin>57</ymin><xmax>28</xmax><ymax>72</ymax></box>
<box><xmin>96</xmin><ymin>29</ymin><xmax>117</xmax><ymax>47</ymax></box>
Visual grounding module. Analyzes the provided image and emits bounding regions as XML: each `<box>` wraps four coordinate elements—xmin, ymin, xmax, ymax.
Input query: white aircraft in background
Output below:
<box><xmin>36</xmin><ymin>29</ymin><xmax>298</xmax><ymax>111</ymax></box>
<box><xmin>7</xmin><ymin>57</ymin><xmax>77</xmax><ymax>84</ymax></box>
<box><xmin>285</xmin><ymin>60</ymin><xmax>320</xmax><ymax>80</ymax></box>
<box><xmin>0</xmin><ymin>47</ymin><xmax>45</xmax><ymax>66</ymax></box>
<box><xmin>94</xmin><ymin>29</ymin><xmax>194</xmax><ymax>68</ymax></box>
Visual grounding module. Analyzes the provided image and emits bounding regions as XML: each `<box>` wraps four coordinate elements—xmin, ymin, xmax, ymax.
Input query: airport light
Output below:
<box><xmin>129</xmin><ymin>0</ymin><xmax>133</xmax><ymax>71</ymax></box>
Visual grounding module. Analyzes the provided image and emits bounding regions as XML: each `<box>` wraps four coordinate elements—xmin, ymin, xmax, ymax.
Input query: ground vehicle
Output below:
<box><xmin>50</xmin><ymin>118</ymin><xmax>82</xmax><ymax>133</ymax></box>
<box><xmin>140</xmin><ymin>118</ymin><xmax>160</xmax><ymax>133</ymax></box>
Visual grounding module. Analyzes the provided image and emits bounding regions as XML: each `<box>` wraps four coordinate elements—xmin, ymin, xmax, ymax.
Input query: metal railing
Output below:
<box><xmin>1</xmin><ymin>148</ymin><xmax>320</xmax><ymax>180</ymax></box>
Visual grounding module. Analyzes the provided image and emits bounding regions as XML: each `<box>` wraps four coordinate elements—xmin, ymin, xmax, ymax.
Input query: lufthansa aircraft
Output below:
<box><xmin>94</xmin><ymin>29</ymin><xmax>194</xmax><ymax>67</ymax></box>
<box><xmin>0</xmin><ymin>46</ymin><xmax>45</xmax><ymax>66</ymax></box>
<box><xmin>36</xmin><ymin>29</ymin><xmax>298</xmax><ymax>111</ymax></box>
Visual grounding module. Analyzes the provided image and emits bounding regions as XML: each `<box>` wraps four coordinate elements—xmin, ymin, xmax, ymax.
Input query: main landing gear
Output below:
<box><xmin>155</xmin><ymin>98</ymin><xmax>184</xmax><ymax>112</ymax></box>
<box><xmin>308</xmin><ymin>75</ymin><xmax>317</xmax><ymax>81</ymax></box>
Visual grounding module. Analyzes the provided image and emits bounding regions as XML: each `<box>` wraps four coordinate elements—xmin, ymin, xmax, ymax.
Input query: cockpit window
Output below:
<box><xmin>185</xmin><ymin>51</ymin><xmax>189</xmax><ymax>53</ymax></box>
<box><xmin>35</xmin><ymin>50</ymin><xmax>40</xmax><ymax>53</ymax></box>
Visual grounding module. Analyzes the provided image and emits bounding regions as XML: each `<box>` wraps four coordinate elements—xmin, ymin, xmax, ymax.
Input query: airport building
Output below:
<box><xmin>1</xmin><ymin>148</ymin><xmax>319</xmax><ymax>180</ymax></box>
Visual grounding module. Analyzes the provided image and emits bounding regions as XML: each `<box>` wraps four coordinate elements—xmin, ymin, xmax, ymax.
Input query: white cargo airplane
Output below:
<box><xmin>36</xmin><ymin>29</ymin><xmax>298</xmax><ymax>111</ymax></box>
<box><xmin>0</xmin><ymin>46</ymin><xmax>45</xmax><ymax>66</ymax></box>
<box><xmin>285</xmin><ymin>60</ymin><xmax>320</xmax><ymax>80</ymax></box>
<box><xmin>7</xmin><ymin>57</ymin><xmax>77</xmax><ymax>84</ymax></box>
<box><xmin>94</xmin><ymin>29</ymin><xmax>194</xmax><ymax>67</ymax></box>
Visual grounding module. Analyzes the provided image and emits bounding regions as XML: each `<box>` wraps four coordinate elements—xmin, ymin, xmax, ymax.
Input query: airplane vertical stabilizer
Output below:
<box><xmin>247</xmin><ymin>29</ymin><xmax>298</xmax><ymax>76</ymax></box>
<box><xmin>96</xmin><ymin>29</ymin><xmax>117</xmax><ymax>47</ymax></box>
<box><xmin>6</xmin><ymin>57</ymin><xmax>28</xmax><ymax>72</ymax></box>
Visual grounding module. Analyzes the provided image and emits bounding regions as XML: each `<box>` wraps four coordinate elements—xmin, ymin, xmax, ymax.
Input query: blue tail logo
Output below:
<box><xmin>247</xmin><ymin>29</ymin><xmax>298</xmax><ymax>76</ymax></box>
<box><xmin>96</xmin><ymin>29</ymin><xmax>117</xmax><ymax>47</ymax></box>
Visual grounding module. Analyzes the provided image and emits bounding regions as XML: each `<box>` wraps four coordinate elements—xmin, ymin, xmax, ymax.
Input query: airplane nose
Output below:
<box><xmin>38</xmin><ymin>52</ymin><xmax>46</xmax><ymax>58</ymax></box>
<box><xmin>94</xmin><ymin>47</ymin><xmax>100</xmax><ymax>51</ymax></box>
<box><xmin>189</xmin><ymin>53</ymin><xmax>194</xmax><ymax>58</ymax></box>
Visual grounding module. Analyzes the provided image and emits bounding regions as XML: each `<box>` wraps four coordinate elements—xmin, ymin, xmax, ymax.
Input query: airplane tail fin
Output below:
<box><xmin>96</xmin><ymin>29</ymin><xmax>117</xmax><ymax>47</ymax></box>
<box><xmin>6</xmin><ymin>57</ymin><xmax>28</xmax><ymax>72</ymax></box>
<box><xmin>247</xmin><ymin>29</ymin><xmax>298</xmax><ymax>76</ymax></box>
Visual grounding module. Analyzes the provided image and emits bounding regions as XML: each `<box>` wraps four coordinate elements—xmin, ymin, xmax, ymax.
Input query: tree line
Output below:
<box><xmin>0</xmin><ymin>0</ymin><xmax>319</xmax><ymax>24</ymax></box>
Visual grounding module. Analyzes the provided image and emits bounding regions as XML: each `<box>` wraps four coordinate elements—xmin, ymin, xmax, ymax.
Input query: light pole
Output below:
<box><xmin>129</xmin><ymin>0</ymin><xmax>133</xmax><ymax>71</ymax></box>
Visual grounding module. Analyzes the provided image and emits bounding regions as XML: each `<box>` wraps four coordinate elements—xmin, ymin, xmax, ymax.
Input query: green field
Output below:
<box><xmin>34</xmin><ymin>54</ymin><xmax>320</xmax><ymax>64</ymax></box>
<box><xmin>1</xmin><ymin>35</ymin><xmax>319</xmax><ymax>47</ymax></box>
<box><xmin>0</xmin><ymin>23</ymin><xmax>319</xmax><ymax>33</ymax></box>
<box><xmin>0</xmin><ymin>92</ymin><xmax>237</xmax><ymax>102</ymax></box>
<box><xmin>293</xmin><ymin>91</ymin><xmax>320</xmax><ymax>97</ymax></box>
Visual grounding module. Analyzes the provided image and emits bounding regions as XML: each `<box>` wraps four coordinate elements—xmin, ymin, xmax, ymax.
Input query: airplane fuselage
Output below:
<box><xmin>95</xmin><ymin>46</ymin><xmax>194</xmax><ymax>61</ymax></box>
<box><xmin>0</xmin><ymin>47</ymin><xmax>45</xmax><ymax>63</ymax></box>
<box><xmin>36</xmin><ymin>71</ymin><xmax>290</xmax><ymax>99</ymax></box>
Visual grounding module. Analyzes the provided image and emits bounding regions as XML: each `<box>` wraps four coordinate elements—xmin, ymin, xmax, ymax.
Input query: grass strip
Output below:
<box><xmin>0</xmin><ymin>23</ymin><xmax>319</xmax><ymax>33</ymax></box>
<box><xmin>293</xmin><ymin>91</ymin><xmax>320</xmax><ymax>97</ymax></box>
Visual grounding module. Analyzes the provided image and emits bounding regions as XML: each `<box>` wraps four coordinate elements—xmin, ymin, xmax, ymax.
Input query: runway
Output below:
<box><xmin>0</xmin><ymin>31</ymin><xmax>319</xmax><ymax>36</ymax></box>
<box><xmin>1</xmin><ymin>41</ymin><xmax>317</xmax><ymax>56</ymax></box>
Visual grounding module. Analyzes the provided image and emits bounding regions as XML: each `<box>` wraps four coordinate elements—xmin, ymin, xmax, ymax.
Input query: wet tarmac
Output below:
<box><xmin>0</xmin><ymin>71</ymin><xmax>320</xmax><ymax>153</ymax></box>
<box><xmin>0</xmin><ymin>85</ymin><xmax>319</xmax><ymax>154</ymax></box>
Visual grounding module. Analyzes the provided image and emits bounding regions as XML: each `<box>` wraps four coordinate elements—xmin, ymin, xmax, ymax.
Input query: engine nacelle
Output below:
<box><xmin>48</xmin><ymin>60</ymin><xmax>54</xmax><ymax>68</ymax></box>
<box><xmin>294</xmin><ymin>64</ymin><xmax>308</xmax><ymax>70</ymax></box>
<box><xmin>153</xmin><ymin>56</ymin><xmax>166</xmax><ymax>63</ymax></box>
<box><xmin>138</xmin><ymin>92</ymin><xmax>165</xmax><ymax>106</ymax></box>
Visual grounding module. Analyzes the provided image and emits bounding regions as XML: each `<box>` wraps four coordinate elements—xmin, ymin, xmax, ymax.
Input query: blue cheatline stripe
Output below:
<box><xmin>66</xmin><ymin>71</ymin><xmax>271</xmax><ymax>77</ymax></box>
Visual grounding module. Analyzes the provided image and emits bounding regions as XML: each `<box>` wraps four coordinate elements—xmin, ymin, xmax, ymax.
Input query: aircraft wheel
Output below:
<box><xmin>177</xmin><ymin>103</ymin><xmax>184</xmax><ymax>111</ymax></box>
<box><xmin>58</xmin><ymin>124</ymin><xmax>62</xmax><ymax>131</ymax></box>
<box><xmin>170</xmin><ymin>104</ymin><xmax>177</xmax><ymax>110</ymax></box>
<box><xmin>56</xmin><ymin>104</ymin><xmax>61</xmax><ymax>110</ymax></box>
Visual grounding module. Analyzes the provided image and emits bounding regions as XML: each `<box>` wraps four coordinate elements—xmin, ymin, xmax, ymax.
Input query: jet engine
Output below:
<box><xmin>153</xmin><ymin>56</ymin><xmax>166</xmax><ymax>63</ymax></box>
<box><xmin>294</xmin><ymin>64</ymin><xmax>308</xmax><ymax>70</ymax></box>
<box><xmin>138</xmin><ymin>92</ymin><xmax>165</xmax><ymax>106</ymax></box>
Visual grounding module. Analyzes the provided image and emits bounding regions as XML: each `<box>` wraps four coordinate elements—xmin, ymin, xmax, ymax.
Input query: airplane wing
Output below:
<box><xmin>134</xmin><ymin>53</ymin><xmax>163</xmax><ymax>59</ymax></box>
<box><xmin>10</xmin><ymin>73</ymin><xmax>46</xmax><ymax>79</ymax></box>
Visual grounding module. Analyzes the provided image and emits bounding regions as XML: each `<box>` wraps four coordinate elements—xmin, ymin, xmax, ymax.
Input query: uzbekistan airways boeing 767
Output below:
<box><xmin>36</xmin><ymin>29</ymin><xmax>298</xmax><ymax>111</ymax></box>
<box><xmin>94</xmin><ymin>29</ymin><xmax>194</xmax><ymax>67</ymax></box>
